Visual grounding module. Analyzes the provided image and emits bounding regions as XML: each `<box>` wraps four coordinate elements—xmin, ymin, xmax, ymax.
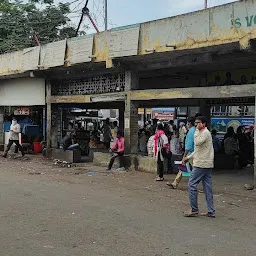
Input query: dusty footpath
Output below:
<box><xmin>0</xmin><ymin>155</ymin><xmax>255</xmax><ymax>256</ymax></box>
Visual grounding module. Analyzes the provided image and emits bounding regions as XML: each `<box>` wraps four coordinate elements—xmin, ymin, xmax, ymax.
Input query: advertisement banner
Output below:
<box><xmin>211</xmin><ymin>118</ymin><xmax>254</xmax><ymax>133</ymax></box>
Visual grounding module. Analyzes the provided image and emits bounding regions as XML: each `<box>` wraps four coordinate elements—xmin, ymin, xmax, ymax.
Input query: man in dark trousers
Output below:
<box><xmin>3</xmin><ymin>118</ymin><xmax>24</xmax><ymax>158</ymax></box>
<box><xmin>107</xmin><ymin>130</ymin><xmax>125</xmax><ymax>170</ymax></box>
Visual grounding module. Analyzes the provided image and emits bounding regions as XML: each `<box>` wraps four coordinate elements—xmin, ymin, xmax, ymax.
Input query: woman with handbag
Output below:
<box><xmin>154</xmin><ymin>123</ymin><xmax>170</xmax><ymax>181</ymax></box>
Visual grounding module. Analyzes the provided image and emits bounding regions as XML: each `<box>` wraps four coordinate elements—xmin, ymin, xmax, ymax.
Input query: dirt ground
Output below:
<box><xmin>0</xmin><ymin>154</ymin><xmax>256</xmax><ymax>256</ymax></box>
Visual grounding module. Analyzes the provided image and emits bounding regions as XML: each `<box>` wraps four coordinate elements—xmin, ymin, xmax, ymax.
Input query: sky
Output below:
<box><xmin>67</xmin><ymin>0</ymin><xmax>238</xmax><ymax>33</ymax></box>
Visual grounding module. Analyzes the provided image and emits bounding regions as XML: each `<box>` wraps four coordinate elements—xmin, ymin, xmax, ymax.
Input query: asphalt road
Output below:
<box><xmin>0</xmin><ymin>157</ymin><xmax>256</xmax><ymax>256</ymax></box>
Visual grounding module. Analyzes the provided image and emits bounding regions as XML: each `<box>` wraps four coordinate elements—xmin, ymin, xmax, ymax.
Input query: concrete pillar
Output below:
<box><xmin>46</xmin><ymin>81</ymin><xmax>58</xmax><ymax>149</ymax></box>
<box><xmin>124</xmin><ymin>96</ymin><xmax>138</xmax><ymax>154</ymax></box>
<box><xmin>0</xmin><ymin>107</ymin><xmax>4</xmax><ymax>147</ymax></box>
<box><xmin>125</xmin><ymin>70</ymin><xmax>139</xmax><ymax>91</ymax></box>
<box><xmin>124</xmin><ymin>70</ymin><xmax>139</xmax><ymax>154</ymax></box>
<box><xmin>199</xmin><ymin>100</ymin><xmax>211</xmax><ymax>128</ymax></box>
<box><xmin>119</xmin><ymin>104</ymin><xmax>124</xmax><ymax>132</ymax></box>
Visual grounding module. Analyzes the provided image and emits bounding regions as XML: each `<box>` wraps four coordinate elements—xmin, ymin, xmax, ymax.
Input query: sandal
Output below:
<box><xmin>166</xmin><ymin>182</ymin><xmax>177</xmax><ymax>189</ymax></box>
<box><xmin>201</xmin><ymin>212</ymin><xmax>216</xmax><ymax>218</ymax></box>
<box><xmin>183</xmin><ymin>210</ymin><xmax>199</xmax><ymax>217</ymax></box>
<box><xmin>156</xmin><ymin>177</ymin><xmax>164</xmax><ymax>181</ymax></box>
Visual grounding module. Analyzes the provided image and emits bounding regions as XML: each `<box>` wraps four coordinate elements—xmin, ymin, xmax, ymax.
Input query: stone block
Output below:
<box><xmin>46</xmin><ymin>148</ymin><xmax>81</xmax><ymax>163</ymax></box>
<box><xmin>93</xmin><ymin>152</ymin><xmax>131</xmax><ymax>169</ymax></box>
<box><xmin>93</xmin><ymin>152</ymin><xmax>170</xmax><ymax>174</ymax></box>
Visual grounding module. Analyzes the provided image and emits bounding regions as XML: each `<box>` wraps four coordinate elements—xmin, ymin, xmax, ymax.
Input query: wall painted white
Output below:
<box><xmin>0</xmin><ymin>78</ymin><xmax>45</xmax><ymax>106</ymax></box>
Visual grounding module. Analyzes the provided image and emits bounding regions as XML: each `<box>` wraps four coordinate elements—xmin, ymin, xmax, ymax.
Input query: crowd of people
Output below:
<box><xmin>148</xmin><ymin>114</ymin><xmax>215</xmax><ymax>217</ymax></box>
<box><xmin>222</xmin><ymin>124</ymin><xmax>254</xmax><ymax>168</ymax></box>
<box><xmin>4</xmin><ymin>115</ymin><xmax>254</xmax><ymax>218</ymax></box>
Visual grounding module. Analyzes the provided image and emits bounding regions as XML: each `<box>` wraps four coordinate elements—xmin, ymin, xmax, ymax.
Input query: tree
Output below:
<box><xmin>0</xmin><ymin>0</ymin><xmax>80</xmax><ymax>53</ymax></box>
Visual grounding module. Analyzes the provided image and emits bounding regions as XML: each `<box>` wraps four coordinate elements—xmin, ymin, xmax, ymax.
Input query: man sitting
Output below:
<box><xmin>107</xmin><ymin>130</ymin><xmax>125</xmax><ymax>170</ymax></box>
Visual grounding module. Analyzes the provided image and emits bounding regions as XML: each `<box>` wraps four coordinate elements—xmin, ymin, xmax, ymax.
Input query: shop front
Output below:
<box><xmin>0</xmin><ymin>78</ymin><xmax>46</xmax><ymax>151</ymax></box>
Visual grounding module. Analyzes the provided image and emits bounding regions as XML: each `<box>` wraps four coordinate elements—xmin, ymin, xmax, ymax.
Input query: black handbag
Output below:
<box><xmin>159</xmin><ymin>137</ymin><xmax>167</xmax><ymax>158</ymax></box>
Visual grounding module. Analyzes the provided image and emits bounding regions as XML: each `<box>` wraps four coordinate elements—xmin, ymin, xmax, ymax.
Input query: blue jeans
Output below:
<box><xmin>188</xmin><ymin>167</ymin><xmax>215</xmax><ymax>214</ymax></box>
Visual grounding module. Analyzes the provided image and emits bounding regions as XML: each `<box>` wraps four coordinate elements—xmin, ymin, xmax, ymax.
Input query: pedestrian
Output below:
<box><xmin>3</xmin><ymin>118</ymin><xmax>25</xmax><ymax>158</ymax></box>
<box><xmin>167</xmin><ymin>116</ymin><xmax>196</xmax><ymax>189</ymax></box>
<box><xmin>179</xmin><ymin>122</ymin><xmax>187</xmax><ymax>149</ymax></box>
<box><xmin>211</xmin><ymin>129</ymin><xmax>221</xmax><ymax>153</ymax></box>
<box><xmin>168</xmin><ymin>120</ymin><xmax>174</xmax><ymax>136</ymax></box>
<box><xmin>183</xmin><ymin>116</ymin><xmax>215</xmax><ymax>218</ymax></box>
<box><xmin>107</xmin><ymin>130</ymin><xmax>125</xmax><ymax>170</ymax></box>
<box><xmin>170</xmin><ymin>126</ymin><xmax>182</xmax><ymax>155</ymax></box>
<box><xmin>150</xmin><ymin>119</ymin><xmax>158</xmax><ymax>136</ymax></box>
<box><xmin>103</xmin><ymin>118</ymin><xmax>112</xmax><ymax>149</ymax></box>
<box><xmin>139</xmin><ymin>129</ymin><xmax>148</xmax><ymax>154</ymax></box>
<box><xmin>154</xmin><ymin>123</ymin><xmax>170</xmax><ymax>181</ymax></box>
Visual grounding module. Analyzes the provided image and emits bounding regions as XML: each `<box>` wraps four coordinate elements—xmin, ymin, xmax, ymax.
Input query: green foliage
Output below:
<box><xmin>0</xmin><ymin>0</ymin><xmax>79</xmax><ymax>53</ymax></box>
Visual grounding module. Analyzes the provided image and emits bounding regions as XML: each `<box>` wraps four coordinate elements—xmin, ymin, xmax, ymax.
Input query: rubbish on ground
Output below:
<box><xmin>53</xmin><ymin>159</ymin><xmax>76</xmax><ymax>168</ymax></box>
<box><xmin>228</xmin><ymin>202</ymin><xmax>240</xmax><ymax>207</ymax></box>
<box><xmin>72</xmin><ymin>212</ymin><xmax>75</xmax><ymax>215</ymax></box>
<box><xmin>88</xmin><ymin>171</ymin><xmax>96</xmax><ymax>175</ymax></box>
<box><xmin>116</xmin><ymin>167</ymin><xmax>125</xmax><ymax>172</ymax></box>
<box><xmin>244</xmin><ymin>184</ymin><xmax>254</xmax><ymax>190</ymax></box>
<box><xmin>29</xmin><ymin>172</ymin><xmax>41</xmax><ymax>175</ymax></box>
<box><xmin>44</xmin><ymin>245</ymin><xmax>54</xmax><ymax>248</ymax></box>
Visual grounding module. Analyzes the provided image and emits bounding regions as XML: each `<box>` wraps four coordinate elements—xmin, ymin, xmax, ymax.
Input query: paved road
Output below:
<box><xmin>0</xmin><ymin>157</ymin><xmax>256</xmax><ymax>256</ymax></box>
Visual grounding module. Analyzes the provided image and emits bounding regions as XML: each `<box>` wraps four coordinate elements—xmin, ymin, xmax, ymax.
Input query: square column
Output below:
<box><xmin>124</xmin><ymin>70</ymin><xmax>139</xmax><ymax>154</ymax></box>
<box><xmin>0</xmin><ymin>107</ymin><xmax>4</xmax><ymax>147</ymax></box>
<box><xmin>124</xmin><ymin>97</ymin><xmax>138</xmax><ymax>154</ymax></box>
<box><xmin>199</xmin><ymin>100</ymin><xmax>211</xmax><ymax>127</ymax></box>
<box><xmin>46</xmin><ymin>81</ymin><xmax>58</xmax><ymax>149</ymax></box>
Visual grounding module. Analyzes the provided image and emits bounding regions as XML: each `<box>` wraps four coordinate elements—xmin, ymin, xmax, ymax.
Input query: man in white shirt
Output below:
<box><xmin>3</xmin><ymin>118</ymin><xmax>24</xmax><ymax>158</ymax></box>
<box><xmin>183</xmin><ymin>116</ymin><xmax>215</xmax><ymax>218</ymax></box>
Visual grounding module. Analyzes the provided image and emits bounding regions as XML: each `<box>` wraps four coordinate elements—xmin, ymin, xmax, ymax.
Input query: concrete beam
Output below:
<box><xmin>130</xmin><ymin>84</ymin><xmax>256</xmax><ymax>101</ymax></box>
<box><xmin>50</xmin><ymin>92</ymin><xmax>127</xmax><ymax>104</ymax></box>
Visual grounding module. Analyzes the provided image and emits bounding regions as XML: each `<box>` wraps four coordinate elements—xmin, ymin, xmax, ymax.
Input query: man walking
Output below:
<box><xmin>103</xmin><ymin>118</ymin><xmax>112</xmax><ymax>149</ymax></box>
<box><xmin>183</xmin><ymin>116</ymin><xmax>215</xmax><ymax>218</ymax></box>
<box><xmin>3</xmin><ymin>118</ymin><xmax>24</xmax><ymax>158</ymax></box>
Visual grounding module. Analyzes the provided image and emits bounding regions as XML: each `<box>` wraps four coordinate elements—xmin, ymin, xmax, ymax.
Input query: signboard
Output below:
<box><xmin>108</xmin><ymin>24</ymin><xmax>140</xmax><ymax>58</ymax></box>
<box><xmin>94</xmin><ymin>24</ymin><xmax>140</xmax><ymax>61</ymax></box>
<box><xmin>14</xmin><ymin>107</ymin><xmax>31</xmax><ymax>115</ymax></box>
<box><xmin>153</xmin><ymin>111</ymin><xmax>174</xmax><ymax>120</ymax></box>
<box><xmin>139</xmin><ymin>0</ymin><xmax>256</xmax><ymax>54</ymax></box>
<box><xmin>211</xmin><ymin>118</ymin><xmax>254</xmax><ymax>133</ymax></box>
<box><xmin>22</xmin><ymin>46</ymin><xmax>40</xmax><ymax>71</ymax></box>
<box><xmin>67</xmin><ymin>35</ymin><xmax>94</xmax><ymax>64</ymax></box>
<box><xmin>0</xmin><ymin>51</ymin><xmax>22</xmax><ymax>75</ymax></box>
<box><xmin>125</xmin><ymin>118</ymin><xmax>130</xmax><ymax>129</ymax></box>
<box><xmin>138</xmin><ymin>108</ymin><xmax>152</xmax><ymax>115</ymax></box>
<box><xmin>40</xmin><ymin>40</ymin><xmax>66</xmax><ymax>68</ymax></box>
<box><xmin>207</xmin><ymin>97</ymin><xmax>254</xmax><ymax>105</ymax></box>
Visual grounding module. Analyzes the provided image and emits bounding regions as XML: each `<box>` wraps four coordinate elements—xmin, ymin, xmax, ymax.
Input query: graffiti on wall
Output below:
<box><xmin>232</xmin><ymin>16</ymin><xmax>256</xmax><ymax>28</ymax></box>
